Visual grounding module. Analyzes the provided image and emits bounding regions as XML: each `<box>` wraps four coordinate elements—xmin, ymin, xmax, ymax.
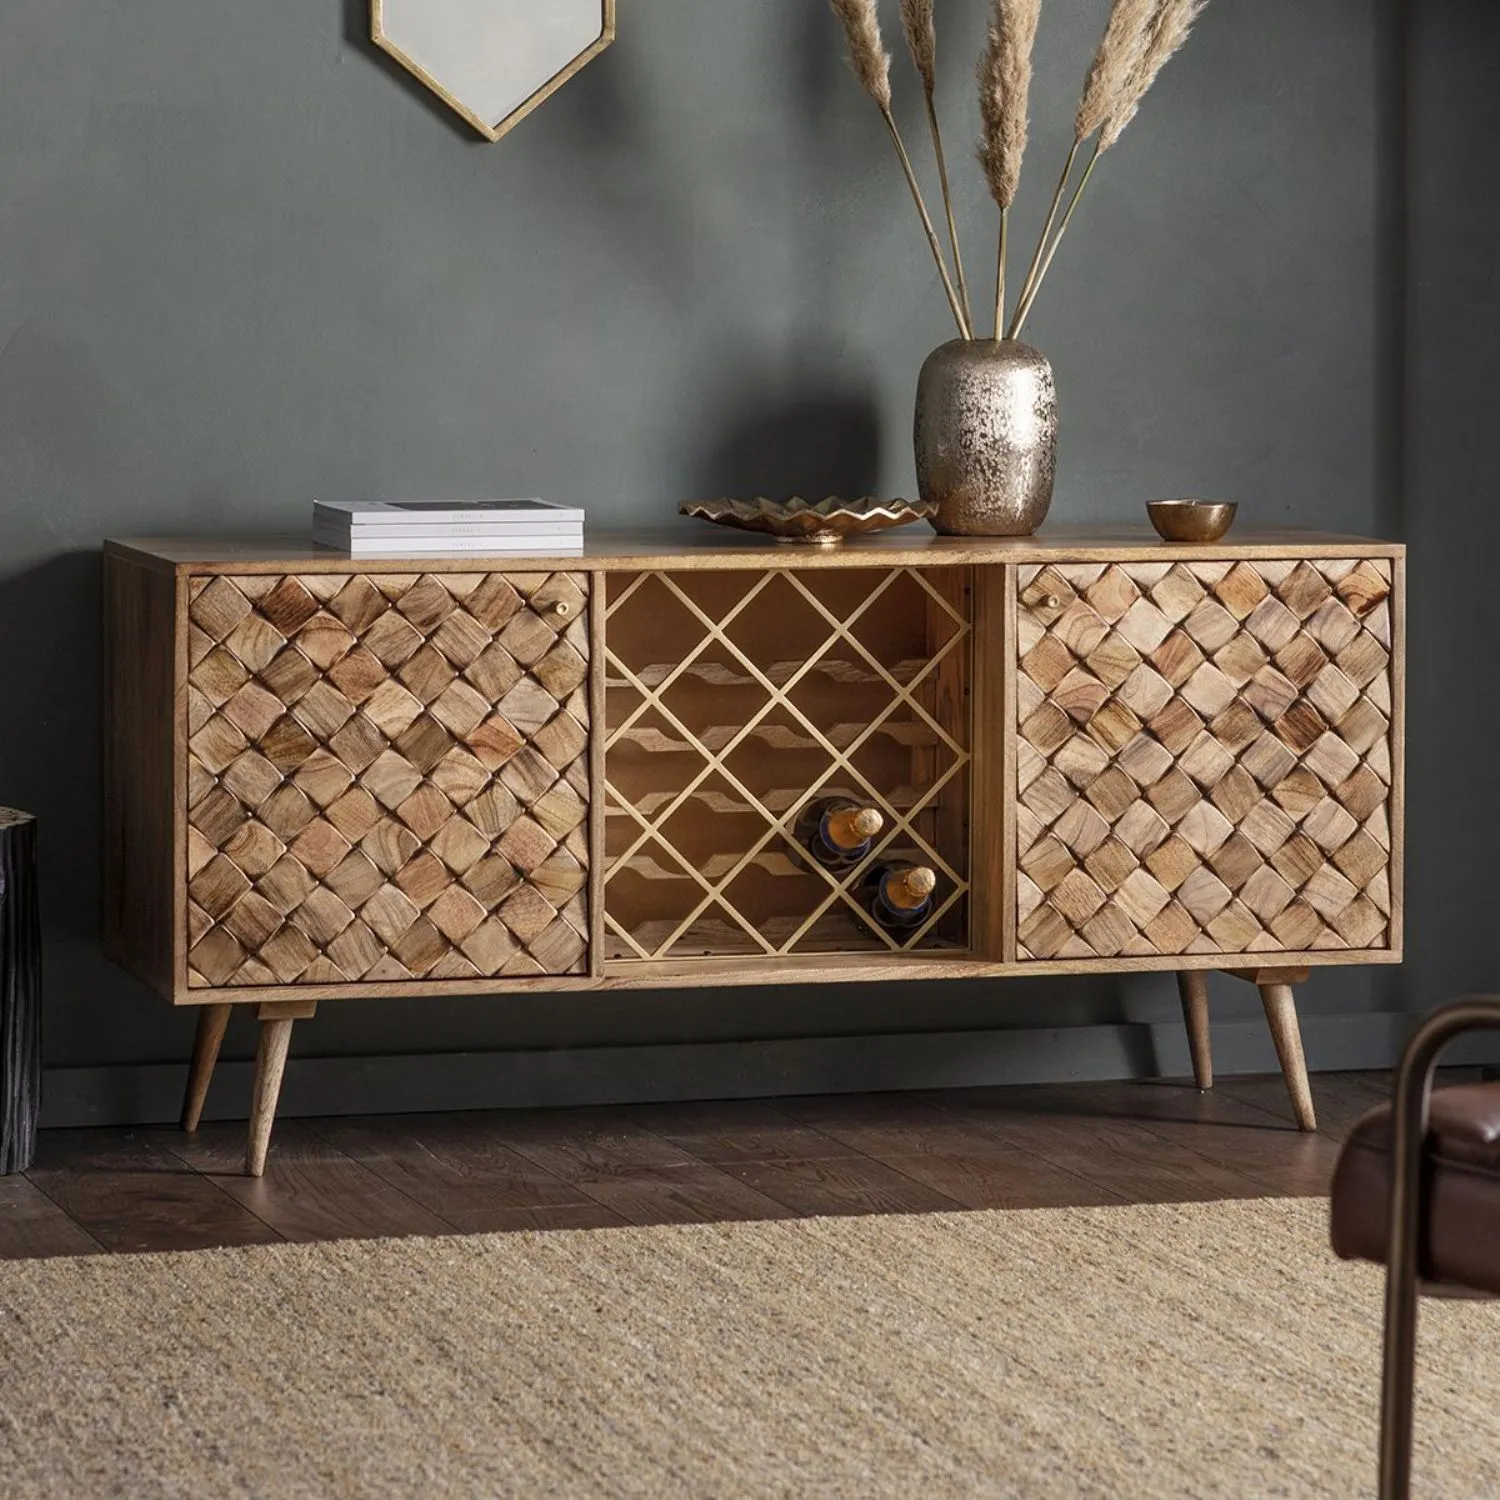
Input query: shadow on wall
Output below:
<box><xmin>0</xmin><ymin>551</ymin><xmax>164</xmax><ymax>1052</ymax></box>
<box><xmin>691</xmin><ymin>387</ymin><xmax>883</xmax><ymax>502</ymax></box>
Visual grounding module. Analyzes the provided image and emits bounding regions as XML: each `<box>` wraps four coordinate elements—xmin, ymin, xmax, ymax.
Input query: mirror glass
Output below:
<box><xmin>374</xmin><ymin>0</ymin><xmax>612</xmax><ymax>142</ymax></box>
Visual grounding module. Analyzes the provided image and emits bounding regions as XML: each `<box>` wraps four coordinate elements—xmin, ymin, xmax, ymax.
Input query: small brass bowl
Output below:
<box><xmin>1146</xmin><ymin>499</ymin><xmax>1238</xmax><ymax>543</ymax></box>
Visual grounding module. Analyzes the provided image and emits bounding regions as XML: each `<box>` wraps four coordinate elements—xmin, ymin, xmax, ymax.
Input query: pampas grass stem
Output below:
<box><xmin>901</xmin><ymin>0</ymin><xmax>974</xmax><ymax>333</ymax></box>
<box><xmin>1006</xmin><ymin>139</ymin><xmax>1077</xmax><ymax>339</ymax></box>
<box><xmin>994</xmin><ymin>206</ymin><xmax>1009</xmax><ymax>338</ymax></box>
<box><xmin>1009</xmin><ymin>139</ymin><xmax>1100</xmax><ymax>337</ymax></box>
<box><xmin>925</xmin><ymin>92</ymin><xmax>973</xmax><ymax>334</ymax></box>
<box><xmin>831</xmin><ymin>0</ymin><xmax>970</xmax><ymax>338</ymax></box>
<box><xmin>882</xmin><ymin>105</ymin><xmax>972</xmax><ymax>339</ymax></box>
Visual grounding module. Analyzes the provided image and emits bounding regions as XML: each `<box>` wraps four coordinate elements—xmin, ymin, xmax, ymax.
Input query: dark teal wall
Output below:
<box><xmin>0</xmin><ymin>1</ymin><xmax>1405</xmax><ymax>1087</ymax></box>
<box><xmin>1402</xmin><ymin>0</ymin><xmax>1500</xmax><ymax>1013</ymax></box>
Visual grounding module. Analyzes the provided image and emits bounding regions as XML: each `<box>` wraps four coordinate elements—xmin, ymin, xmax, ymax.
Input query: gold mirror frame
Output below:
<box><xmin>371</xmin><ymin>0</ymin><xmax>616</xmax><ymax>143</ymax></box>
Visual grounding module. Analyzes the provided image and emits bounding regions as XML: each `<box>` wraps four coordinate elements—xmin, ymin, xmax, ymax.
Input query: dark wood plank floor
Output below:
<box><xmin>0</xmin><ymin>1070</ymin><xmax>1434</xmax><ymax>1260</ymax></box>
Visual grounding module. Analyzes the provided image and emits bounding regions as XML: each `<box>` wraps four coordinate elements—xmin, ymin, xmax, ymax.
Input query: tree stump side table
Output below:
<box><xmin>0</xmin><ymin>809</ymin><xmax>41</xmax><ymax>1174</ymax></box>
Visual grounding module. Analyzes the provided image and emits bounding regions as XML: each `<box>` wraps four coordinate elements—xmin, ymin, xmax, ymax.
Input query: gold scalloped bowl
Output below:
<box><xmin>679</xmin><ymin>496</ymin><xmax>937</xmax><ymax>546</ymax></box>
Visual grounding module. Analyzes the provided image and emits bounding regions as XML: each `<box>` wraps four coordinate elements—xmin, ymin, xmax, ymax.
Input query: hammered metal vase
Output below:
<box><xmin>914</xmin><ymin>339</ymin><xmax>1058</xmax><ymax>536</ymax></box>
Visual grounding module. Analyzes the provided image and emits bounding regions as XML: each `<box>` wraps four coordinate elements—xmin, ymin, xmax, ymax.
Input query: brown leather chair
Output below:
<box><xmin>1330</xmin><ymin>1000</ymin><xmax>1500</xmax><ymax>1500</ymax></box>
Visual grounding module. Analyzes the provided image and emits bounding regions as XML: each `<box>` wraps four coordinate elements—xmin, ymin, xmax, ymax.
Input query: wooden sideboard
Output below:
<box><xmin>103</xmin><ymin>527</ymin><xmax>1405</xmax><ymax>1173</ymax></box>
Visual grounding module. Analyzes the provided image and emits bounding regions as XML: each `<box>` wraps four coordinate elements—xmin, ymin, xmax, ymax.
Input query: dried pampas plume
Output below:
<box><xmin>900</xmin><ymin>0</ymin><xmax>974</xmax><ymax>330</ymax></box>
<box><xmin>1101</xmin><ymin>0</ymin><xmax>1206</xmax><ymax>149</ymax></box>
<box><xmin>829</xmin><ymin>0</ymin><xmax>892</xmax><ymax>109</ymax></box>
<box><xmin>898</xmin><ymin>0</ymin><xmax>937</xmax><ymax>91</ymax></box>
<box><xmin>827</xmin><ymin>0</ymin><xmax>971</xmax><ymax>337</ymax></box>
<box><xmin>1075</xmin><ymin>0</ymin><xmax>1158</xmax><ymax>144</ymax></box>
<box><xmin>978</xmin><ymin>0</ymin><xmax>1042</xmax><ymax>335</ymax></box>
<box><xmin>978</xmin><ymin>0</ymin><xmax>1041</xmax><ymax>210</ymax></box>
<box><xmin>824</xmin><ymin>0</ymin><xmax>1210</xmax><ymax>342</ymax></box>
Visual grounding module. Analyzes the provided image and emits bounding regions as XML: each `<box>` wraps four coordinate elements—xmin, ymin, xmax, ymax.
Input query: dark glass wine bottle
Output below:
<box><xmin>793</xmin><ymin>797</ymin><xmax>883</xmax><ymax>871</ymax></box>
<box><xmin>861</xmin><ymin>862</ymin><xmax>937</xmax><ymax>933</ymax></box>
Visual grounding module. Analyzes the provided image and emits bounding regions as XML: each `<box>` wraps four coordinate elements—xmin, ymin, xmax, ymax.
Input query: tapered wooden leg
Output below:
<box><xmin>246</xmin><ymin>1020</ymin><xmax>293</xmax><ymax>1178</ymax></box>
<box><xmin>180</xmin><ymin>1003</ymin><xmax>232</xmax><ymax>1133</ymax></box>
<box><xmin>1259</xmin><ymin>982</ymin><xmax>1317</xmax><ymax>1132</ymax></box>
<box><xmin>1176</xmin><ymin>971</ymin><xmax>1212</xmax><ymax>1090</ymax></box>
<box><xmin>244</xmin><ymin>1000</ymin><xmax>315</xmax><ymax>1177</ymax></box>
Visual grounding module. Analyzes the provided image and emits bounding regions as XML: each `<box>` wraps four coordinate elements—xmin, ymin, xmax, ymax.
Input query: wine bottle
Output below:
<box><xmin>862</xmin><ymin>862</ymin><xmax>937</xmax><ymax>933</ymax></box>
<box><xmin>793</xmin><ymin>797</ymin><xmax>883</xmax><ymax>871</ymax></box>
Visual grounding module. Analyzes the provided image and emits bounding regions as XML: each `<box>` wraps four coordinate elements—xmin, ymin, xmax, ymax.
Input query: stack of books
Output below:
<box><xmin>313</xmin><ymin>501</ymin><xmax>584</xmax><ymax>558</ymax></box>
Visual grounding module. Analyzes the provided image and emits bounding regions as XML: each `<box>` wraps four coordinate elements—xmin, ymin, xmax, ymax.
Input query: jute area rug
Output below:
<box><xmin>2</xmin><ymin>1197</ymin><xmax>1497</xmax><ymax>1498</ymax></box>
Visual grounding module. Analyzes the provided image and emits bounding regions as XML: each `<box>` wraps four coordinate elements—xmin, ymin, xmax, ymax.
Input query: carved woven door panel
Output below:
<box><xmin>1013</xmin><ymin>559</ymin><xmax>1396</xmax><ymax>961</ymax></box>
<box><xmin>183</xmin><ymin>571</ymin><xmax>591</xmax><ymax>988</ymax></box>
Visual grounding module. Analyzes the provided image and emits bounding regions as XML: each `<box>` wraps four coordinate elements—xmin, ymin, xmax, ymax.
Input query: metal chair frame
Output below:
<box><xmin>1379</xmin><ymin>998</ymin><xmax>1500</xmax><ymax>1499</ymax></box>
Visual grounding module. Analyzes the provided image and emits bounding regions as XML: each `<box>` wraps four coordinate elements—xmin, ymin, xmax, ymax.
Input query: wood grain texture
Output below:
<box><xmin>979</xmin><ymin>1078</ymin><xmax>1342</xmax><ymax>1196</ymax></box>
<box><xmin>0</xmin><ymin>1175</ymin><xmax>104</xmax><ymax>1258</ymax></box>
<box><xmin>25</xmin><ymin>1128</ymin><xmax>282</xmax><ymax>1253</ymax></box>
<box><xmin>308</xmin><ymin>1113</ymin><xmax>625</xmax><ymax>1232</ymax></box>
<box><xmin>1388</xmin><ymin>552</ymin><xmax>1407</xmax><ymax>952</ymax></box>
<box><xmin>9</xmin><ymin>1071</ymin><xmax>1436</xmax><ymax>1258</ymax></box>
<box><xmin>617</xmin><ymin>1098</ymin><xmax>865</xmax><ymax>1165</ymax></box>
<box><xmin>587</xmin><ymin>570</ymin><xmax>608</xmax><ymax>976</ymax></box>
<box><xmin>1177</xmin><ymin>970</ymin><xmax>1212</xmax><ymax>1090</ymax></box>
<box><xmin>722</xmin><ymin>1153</ymin><xmax>965</xmax><ymax>1217</ymax></box>
<box><xmin>1012</xmin><ymin>559</ymin><xmax>1399</xmax><ymax>962</ymax></box>
<box><xmin>775</xmin><ymin>1093</ymin><xmax>1125</xmax><ymax>1209</ymax></box>
<box><xmin>1259</xmin><ymin>982</ymin><xmax>1317</xmax><ymax>1131</ymax></box>
<box><xmin>105</xmin><ymin>536</ymin><xmax>1404</xmax><ymax>1018</ymax></box>
<box><xmin>183</xmin><ymin>571</ymin><xmax>591</xmax><ymax>989</ymax></box>
<box><xmin>914</xmin><ymin>1086</ymin><xmax>1276</xmax><ymax>1203</ymax></box>
<box><xmin>491</xmin><ymin>1107</ymin><xmax>796</xmax><ymax>1225</ymax></box>
<box><xmin>103</xmin><ymin>549</ymin><xmax>183</xmax><ymax>996</ymax></box>
<box><xmin>170</xmin><ymin>1120</ymin><xmax>454</xmax><ymax>1241</ymax></box>
<box><xmin>968</xmin><ymin>567</ymin><xmax>1008</xmax><ymax>959</ymax></box>
<box><xmin>0</xmin><ymin>811</ymin><xmax>41</xmax><ymax>1173</ymax></box>
<box><xmin>105</xmin><ymin>527</ymin><xmax>1406</xmax><ymax>574</ymax></box>
<box><xmin>180</xmin><ymin>1002</ymin><xmax>231</xmax><ymax>1132</ymax></box>
<box><xmin>246</xmin><ymin>1017</ymin><xmax>295</xmax><ymax>1177</ymax></box>
<box><xmin>601</xmin><ymin>566</ymin><xmax>971</xmax><ymax>961</ymax></box>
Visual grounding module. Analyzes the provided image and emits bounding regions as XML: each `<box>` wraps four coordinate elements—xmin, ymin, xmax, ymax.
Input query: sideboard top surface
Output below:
<box><xmin>106</xmin><ymin>525</ymin><xmax>1405</xmax><ymax>575</ymax></box>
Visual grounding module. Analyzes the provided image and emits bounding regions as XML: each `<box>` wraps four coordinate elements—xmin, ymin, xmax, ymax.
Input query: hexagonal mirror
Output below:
<box><xmin>372</xmin><ymin>0</ymin><xmax>615</xmax><ymax>143</ymax></box>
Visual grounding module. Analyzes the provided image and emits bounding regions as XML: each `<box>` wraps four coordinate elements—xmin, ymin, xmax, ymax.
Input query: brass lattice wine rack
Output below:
<box><xmin>601</xmin><ymin>567</ymin><xmax>973</xmax><ymax>962</ymax></box>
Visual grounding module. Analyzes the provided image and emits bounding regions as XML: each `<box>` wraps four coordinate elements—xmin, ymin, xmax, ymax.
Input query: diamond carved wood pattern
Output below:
<box><xmin>183</xmin><ymin>571</ymin><xmax>591</xmax><ymax>988</ymax></box>
<box><xmin>1013</xmin><ymin>558</ymin><xmax>1396</xmax><ymax>962</ymax></box>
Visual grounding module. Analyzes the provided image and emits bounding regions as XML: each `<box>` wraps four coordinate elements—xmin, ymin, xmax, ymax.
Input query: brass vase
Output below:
<box><xmin>914</xmin><ymin>339</ymin><xmax>1058</xmax><ymax>536</ymax></box>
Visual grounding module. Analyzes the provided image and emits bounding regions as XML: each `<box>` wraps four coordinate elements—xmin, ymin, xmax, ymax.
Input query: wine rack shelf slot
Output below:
<box><xmin>608</xmin><ymin>720</ymin><xmax>944</xmax><ymax>755</ymax></box>
<box><xmin>602</xmin><ymin>566</ymin><xmax>973</xmax><ymax>964</ymax></box>
<box><xmin>602</xmin><ymin>657</ymin><xmax>928</xmax><ymax>690</ymax></box>
<box><xmin>602</xmin><ymin>785</ymin><xmax>930</xmax><ymax>818</ymax></box>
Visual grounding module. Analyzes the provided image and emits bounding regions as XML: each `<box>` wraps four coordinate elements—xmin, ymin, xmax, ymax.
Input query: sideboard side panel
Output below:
<box><xmin>103</xmin><ymin>550</ymin><xmax>184</xmax><ymax>997</ymax></box>
<box><xmin>1387</xmin><ymin>551</ymin><xmax>1406</xmax><ymax>955</ymax></box>
<box><xmin>587</xmin><ymin>569</ymin><xmax>608</xmax><ymax>978</ymax></box>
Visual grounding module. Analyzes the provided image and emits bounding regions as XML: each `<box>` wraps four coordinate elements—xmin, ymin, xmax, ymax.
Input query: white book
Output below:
<box><xmin>315</xmin><ymin>499</ymin><xmax>585</xmax><ymax>526</ymax></box>
<box><xmin>313</xmin><ymin>521</ymin><xmax>583</xmax><ymax>539</ymax></box>
<box><xmin>314</xmin><ymin>533</ymin><xmax>584</xmax><ymax>558</ymax></box>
